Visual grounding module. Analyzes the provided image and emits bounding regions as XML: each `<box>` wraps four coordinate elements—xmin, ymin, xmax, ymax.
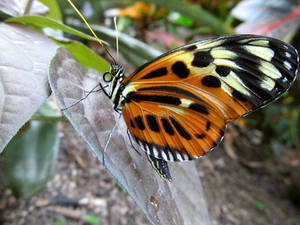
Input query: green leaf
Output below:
<box><xmin>2</xmin><ymin>121</ymin><xmax>60</xmax><ymax>199</ymax></box>
<box><xmin>39</xmin><ymin>0</ymin><xmax>62</xmax><ymax>21</ymax></box>
<box><xmin>6</xmin><ymin>15</ymin><xmax>106</xmax><ymax>44</ymax></box>
<box><xmin>253</xmin><ymin>200</ymin><xmax>266</xmax><ymax>210</ymax></box>
<box><xmin>84</xmin><ymin>215</ymin><xmax>102</xmax><ymax>225</ymax></box>
<box><xmin>57</xmin><ymin>40</ymin><xmax>110</xmax><ymax>74</ymax></box>
<box><xmin>34</xmin><ymin>101</ymin><xmax>59</xmax><ymax>117</ymax></box>
<box><xmin>54</xmin><ymin>221</ymin><xmax>67</xmax><ymax>225</ymax></box>
<box><xmin>170</xmin><ymin>12</ymin><xmax>194</xmax><ymax>27</ymax></box>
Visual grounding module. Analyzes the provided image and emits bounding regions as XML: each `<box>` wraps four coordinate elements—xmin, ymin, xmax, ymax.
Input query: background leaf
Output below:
<box><xmin>49</xmin><ymin>48</ymin><xmax>212</xmax><ymax>225</ymax></box>
<box><xmin>39</xmin><ymin>0</ymin><xmax>62</xmax><ymax>21</ymax></box>
<box><xmin>0</xmin><ymin>23</ymin><xmax>58</xmax><ymax>153</ymax></box>
<box><xmin>0</xmin><ymin>0</ymin><xmax>49</xmax><ymax>17</ymax></box>
<box><xmin>6</xmin><ymin>15</ymin><xmax>107</xmax><ymax>44</ymax></box>
<box><xmin>1</xmin><ymin>121</ymin><xmax>60</xmax><ymax>198</ymax></box>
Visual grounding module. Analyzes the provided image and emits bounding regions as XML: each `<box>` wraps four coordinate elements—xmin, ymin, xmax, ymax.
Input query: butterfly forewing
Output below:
<box><xmin>123</xmin><ymin>35</ymin><xmax>298</xmax><ymax>119</ymax></box>
<box><xmin>121</xmin><ymin>35</ymin><xmax>299</xmax><ymax>162</ymax></box>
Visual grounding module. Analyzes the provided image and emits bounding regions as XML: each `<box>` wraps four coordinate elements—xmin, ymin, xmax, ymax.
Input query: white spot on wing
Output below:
<box><xmin>153</xmin><ymin>147</ymin><xmax>159</xmax><ymax>158</ymax></box>
<box><xmin>285</xmin><ymin>52</ymin><xmax>292</xmax><ymax>58</ymax></box>
<box><xmin>214</xmin><ymin>58</ymin><xmax>241</xmax><ymax>70</ymax></box>
<box><xmin>197</xmin><ymin>39</ymin><xmax>224</xmax><ymax>50</ymax></box>
<box><xmin>248</xmin><ymin>40</ymin><xmax>269</xmax><ymax>46</ymax></box>
<box><xmin>180</xmin><ymin>98</ymin><xmax>193</xmax><ymax>108</ymax></box>
<box><xmin>259</xmin><ymin>61</ymin><xmax>282</xmax><ymax>79</ymax></box>
<box><xmin>217</xmin><ymin>70</ymin><xmax>251</xmax><ymax>96</ymax></box>
<box><xmin>122</xmin><ymin>84</ymin><xmax>137</xmax><ymax>97</ymax></box>
<box><xmin>145</xmin><ymin>145</ymin><xmax>150</xmax><ymax>154</ymax></box>
<box><xmin>284</xmin><ymin>61</ymin><xmax>292</xmax><ymax>70</ymax></box>
<box><xmin>168</xmin><ymin>152</ymin><xmax>174</xmax><ymax>161</ymax></box>
<box><xmin>161</xmin><ymin>105</ymin><xmax>185</xmax><ymax>114</ymax></box>
<box><xmin>244</xmin><ymin>45</ymin><xmax>274</xmax><ymax>61</ymax></box>
<box><xmin>176</xmin><ymin>153</ymin><xmax>184</xmax><ymax>161</ymax></box>
<box><xmin>161</xmin><ymin>151</ymin><xmax>168</xmax><ymax>161</ymax></box>
<box><xmin>211</xmin><ymin>47</ymin><xmax>237</xmax><ymax>59</ymax></box>
<box><xmin>260</xmin><ymin>76</ymin><xmax>275</xmax><ymax>91</ymax></box>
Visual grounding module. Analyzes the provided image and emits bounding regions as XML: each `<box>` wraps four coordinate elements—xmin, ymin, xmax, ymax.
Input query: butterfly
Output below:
<box><xmin>96</xmin><ymin>34</ymin><xmax>298</xmax><ymax>181</ymax></box>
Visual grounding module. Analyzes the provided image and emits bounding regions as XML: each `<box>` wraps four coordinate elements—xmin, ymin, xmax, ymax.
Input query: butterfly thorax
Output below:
<box><xmin>109</xmin><ymin>64</ymin><xmax>128</xmax><ymax>110</ymax></box>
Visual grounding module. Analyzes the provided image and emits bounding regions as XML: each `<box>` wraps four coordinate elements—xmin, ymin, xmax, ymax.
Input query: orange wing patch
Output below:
<box><xmin>122</xmin><ymin>89</ymin><xmax>226</xmax><ymax>161</ymax></box>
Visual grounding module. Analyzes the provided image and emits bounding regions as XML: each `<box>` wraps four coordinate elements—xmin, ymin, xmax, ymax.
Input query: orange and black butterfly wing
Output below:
<box><xmin>123</xmin><ymin>35</ymin><xmax>299</xmax><ymax>122</ymax></box>
<box><xmin>121</xmin><ymin>35</ymin><xmax>299</xmax><ymax>179</ymax></box>
<box><xmin>122</xmin><ymin>88</ymin><xmax>226</xmax><ymax>161</ymax></box>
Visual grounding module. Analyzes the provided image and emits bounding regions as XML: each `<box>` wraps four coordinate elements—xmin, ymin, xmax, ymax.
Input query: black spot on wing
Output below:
<box><xmin>212</xmin><ymin>141</ymin><xmax>218</xmax><ymax>148</ymax></box>
<box><xmin>171</xmin><ymin>61</ymin><xmax>189</xmax><ymax>78</ymax></box>
<box><xmin>188</xmin><ymin>103</ymin><xmax>209</xmax><ymax>115</ymax></box>
<box><xmin>195</xmin><ymin>133</ymin><xmax>206</xmax><ymax>139</ymax></box>
<box><xmin>137</xmin><ymin>86</ymin><xmax>205</xmax><ymax>103</ymax></box>
<box><xmin>141</xmin><ymin>67</ymin><xmax>168</xmax><ymax>79</ymax></box>
<box><xmin>232</xmin><ymin>90</ymin><xmax>248</xmax><ymax>102</ymax></box>
<box><xmin>206</xmin><ymin>121</ymin><xmax>211</xmax><ymax>131</ymax></box>
<box><xmin>202</xmin><ymin>75</ymin><xmax>221</xmax><ymax>88</ymax></box>
<box><xmin>161</xmin><ymin>118</ymin><xmax>174</xmax><ymax>135</ymax></box>
<box><xmin>130</xmin><ymin>119</ymin><xmax>135</xmax><ymax>128</ymax></box>
<box><xmin>169</xmin><ymin>116</ymin><xmax>191</xmax><ymax>140</ymax></box>
<box><xmin>185</xmin><ymin>45</ymin><xmax>197</xmax><ymax>51</ymax></box>
<box><xmin>135</xmin><ymin>116</ymin><xmax>145</xmax><ymax>130</ymax></box>
<box><xmin>216</xmin><ymin>65</ymin><xmax>231</xmax><ymax>77</ymax></box>
<box><xmin>220</xmin><ymin>126</ymin><xmax>226</xmax><ymax>136</ymax></box>
<box><xmin>146</xmin><ymin>114</ymin><xmax>160</xmax><ymax>132</ymax></box>
<box><xmin>127</xmin><ymin>93</ymin><xmax>181</xmax><ymax>105</ymax></box>
<box><xmin>192</xmin><ymin>51</ymin><xmax>213</xmax><ymax>67</ymax></box>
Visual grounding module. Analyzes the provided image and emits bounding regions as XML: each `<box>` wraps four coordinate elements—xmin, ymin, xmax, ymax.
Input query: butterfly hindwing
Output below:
<box><xmin>122</xmin><ymin>88</ymin><xmax>226</xmax><ymax>161</ymax></box>
<box><xmin>146</xmin><ymin>153</ymin><xmax>172</xmax><ymax>181</ymax></box>
<box><xmin>121</xmin><ymin>35</ymin><xmax>299</xmax><ymax>163</ymax></box>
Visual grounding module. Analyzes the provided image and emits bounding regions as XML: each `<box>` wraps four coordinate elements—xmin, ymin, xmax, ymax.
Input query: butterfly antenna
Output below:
<box><xmin>67</xmin><ymin>0</ymin><xmax>116</xmax><ymax>65</ymax></box>
<box><xmin>113</xmin><ymin>16</ymin><xmax>119</xmax><ymax>60</ymax></box>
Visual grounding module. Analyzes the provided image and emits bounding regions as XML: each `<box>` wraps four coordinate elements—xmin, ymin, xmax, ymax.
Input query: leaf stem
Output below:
<box><xmin>30</xmin><ymin>116</ymin><xmax>68</xmax><ymax>123</ymax></box>
<box><xmin>24</xmin><ymin>0</ymin><xmax>34</xmax><ymax>15</ymax></box>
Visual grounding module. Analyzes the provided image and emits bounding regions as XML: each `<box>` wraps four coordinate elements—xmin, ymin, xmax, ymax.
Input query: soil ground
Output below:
<box><xmin>1</xmin><ymin>122</ymin><xmax>300</xmax><ymax>225</ymax></box>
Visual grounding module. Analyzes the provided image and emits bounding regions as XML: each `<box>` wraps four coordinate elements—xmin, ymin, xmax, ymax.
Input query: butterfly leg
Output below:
<box><xmin>103</xmin><ymin>113</ymin><xmax>122</xmax><ymax>166</ymax></box>
<box><xmin>146</xmin><ymin>153</ymin><xmax>172</xmax><ymax>182</ymax></box>
<box><xmin>99</xmin><ymin>82</ymin><xmax>112</xmax><ymax>99</ymax></box>
<box><xmin>127</xmin><ymin>129</ymin><xmax>141</xmax><ymax>156</ymax></box>
<box><xmin>82</xmin><ymin>84</ymin><xmax>108</xmax><ymax>94</ymax></box>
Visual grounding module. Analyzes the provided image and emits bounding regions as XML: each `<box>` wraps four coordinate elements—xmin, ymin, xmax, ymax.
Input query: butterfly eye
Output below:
<box><xmin>103</xmin><ymin>71</ymin><xmax>113</xmax><ymax>82</ymax></box>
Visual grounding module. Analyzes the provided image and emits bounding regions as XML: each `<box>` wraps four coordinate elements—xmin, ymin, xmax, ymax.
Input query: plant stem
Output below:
<box><xmin>30</xmin><ymin>116</ymin><xmax>68</xmax><ymax>123</ymax></box>
<box><xmin>24</xmin><ymin>0</ymin><xmax>34</xmax><ymax>15</ymax></box>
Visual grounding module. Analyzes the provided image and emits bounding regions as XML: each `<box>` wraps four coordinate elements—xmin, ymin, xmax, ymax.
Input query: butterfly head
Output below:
<box><xmin>111</xmin><ymin>63</ymin><xmax>124</xmax><ymax>77</ymax></box>
<box><xmin>103</xmin><ymin>63</ymin><xmax>125</xmax><ymax>83</ymax></box>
